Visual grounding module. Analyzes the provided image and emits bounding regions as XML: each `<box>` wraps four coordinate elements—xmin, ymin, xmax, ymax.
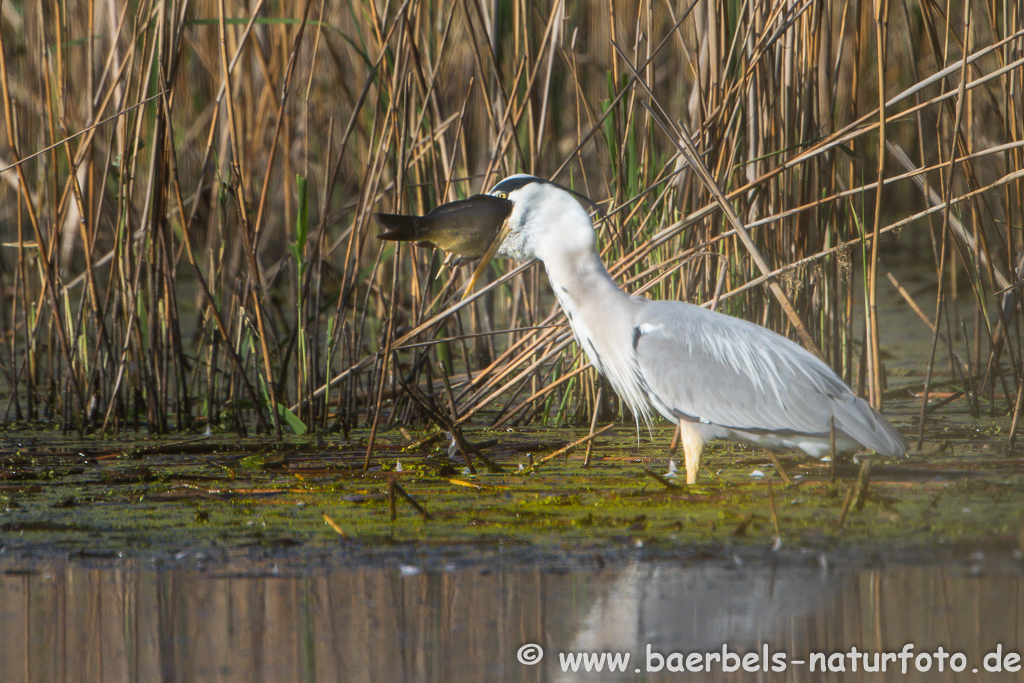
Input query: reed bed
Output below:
<box><xmin>0</xmin><ymin>0</ymin><xmax>1021</xmax><ymax>454</ymax></box>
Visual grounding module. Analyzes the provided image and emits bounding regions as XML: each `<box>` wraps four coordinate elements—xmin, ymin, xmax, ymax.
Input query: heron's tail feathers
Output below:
<box><xmin>834</xmin><ymin>398</ymin><xmax>908</xmax><ymax>458</ymax></box>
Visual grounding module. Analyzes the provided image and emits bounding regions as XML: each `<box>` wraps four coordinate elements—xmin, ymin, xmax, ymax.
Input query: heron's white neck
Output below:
<box><xmin>537</xmin><ymin>238</ymin><xmax>652</xmax><ymax>426</ymax></box>
<box><xmin>540</xmin><ymin>245</ymin><xmax>629</xmax><ymax>315</ymax></box>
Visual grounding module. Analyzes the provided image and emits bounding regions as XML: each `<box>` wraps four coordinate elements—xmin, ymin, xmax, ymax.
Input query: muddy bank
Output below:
<box><xmin>2</xmin><ymin>392</ymin><xmax>1021</xmax><ymax>568</ymax></box>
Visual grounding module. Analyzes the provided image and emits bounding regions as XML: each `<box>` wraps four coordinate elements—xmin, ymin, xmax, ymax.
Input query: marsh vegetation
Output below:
<box><xmin>0</xmin><ymin>0</ymin><xmax>1022</xmax><ymax>460</ymax></box>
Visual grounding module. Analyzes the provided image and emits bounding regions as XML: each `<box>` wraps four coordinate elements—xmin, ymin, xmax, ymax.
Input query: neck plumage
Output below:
<box><xmin>538</xmin><ymin>245</ymin><xmax>652</xmax><ymax>425</ymax></box>
<box><xmin>543</xmin><ymin>246</ymin><xmax>625</xmax><ymax>312</ymax></box>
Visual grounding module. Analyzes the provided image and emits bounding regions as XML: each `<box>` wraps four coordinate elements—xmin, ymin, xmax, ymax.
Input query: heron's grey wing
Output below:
<box><xmin>632</xmin><ymin>300</ymin><xmax>906</xmax><ymax>456</ymax></box>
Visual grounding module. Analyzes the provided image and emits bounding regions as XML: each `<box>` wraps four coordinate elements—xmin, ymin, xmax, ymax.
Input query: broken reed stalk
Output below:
<box><xmin>322</xmin><ymin>512</ymin><xmax>348</xmax><ymax>538</ymax></box>
<box><xmin>388</xmin><ymin>478</ymin><xmax>431</xmax><ymax>521</ymax></box>
<box><xmin>388</xmin><ymin>478</ymin><xmax>397</xmax><ymax>521</ymax></box>
<box><xmin>1010</xmin><ymin>378</ymin><xmax>1024</xmax><ymax>454</ymax></box>
<box><xmin>766</xmin><ymin>452</ymin><xmax>792</xmax><ymax>487</ymax></box>
<box><xmin>836</xmin><ymin>460</ymin><xmax>873</xmax><ymax>530</ymax></box>
<box><xmin>643</xmin><ymin>467</ymin><xmax>682</xmax><ymax>490</ymax></box>
<box><xmin>731</xmin><ymin>513</ymin><xmax>756</xmax><ymax>537</ymax></box>
<box><xmin>667</xmin><ymin>423</ymin><xmax>681</xmax><ymax>457</ymax></box>
<box><xmin>767</xmin><ymin>480</ymin><xmax>781</xmax><ymax>538</ymax></box>
<box><xmin>393</xmin><ymin>364</ymin><xmax>477</xmax><ymax>474</ymax></box>
<box><xmin>829</xmin><ymin>415</ymin><xmax>837</xmax><ymax>484</ymax></box>
<box><xmin>435</xmin><ymin>361</ymin><xmax>505</xmax><ymax>472</ymax></box>
<box><xmin>582</xmin><ymin>387</ymin><xmax>603</xmax><ymax>467</ymax></box>
<box><xmin>536</xmin><ymin>423</ymin><xmax>616</xmax><ymax>466</ymax></box>
<box><xmin>836</xmin><ymin>480</ymin><xmax>858</xmax><ymax>531</ymax></box>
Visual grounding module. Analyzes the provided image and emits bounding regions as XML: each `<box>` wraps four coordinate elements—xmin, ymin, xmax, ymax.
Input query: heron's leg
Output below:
<box><xmin>677</xmin><ymin>422</ymin><xmax>705</xmax><ymax>485</ymax></box>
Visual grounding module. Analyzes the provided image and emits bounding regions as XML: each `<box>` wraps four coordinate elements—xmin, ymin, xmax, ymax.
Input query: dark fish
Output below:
<box><xmin>374</xmin><ymin>194</ymin><xmax>513</xmax><ymax>259</ymax></box>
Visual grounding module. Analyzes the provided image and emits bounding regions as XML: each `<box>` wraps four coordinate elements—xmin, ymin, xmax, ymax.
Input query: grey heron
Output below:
<box><xmin>377</xmin><ymin>174</ymin><xmax>908</xmax><ymax>483</ymax></box>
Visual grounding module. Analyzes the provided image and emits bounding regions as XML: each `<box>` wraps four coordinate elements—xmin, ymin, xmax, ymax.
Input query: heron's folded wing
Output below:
<box><xmin>632</xmin><ymin>301</ymin><xmax>896</xmax><ymax>449</ymax></box>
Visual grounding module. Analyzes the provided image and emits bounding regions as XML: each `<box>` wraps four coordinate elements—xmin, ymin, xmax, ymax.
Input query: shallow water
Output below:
<box><xmin>1</xmin><ymin>552</ymin><xmax>1022</xmax><ymax>682</ymax></box>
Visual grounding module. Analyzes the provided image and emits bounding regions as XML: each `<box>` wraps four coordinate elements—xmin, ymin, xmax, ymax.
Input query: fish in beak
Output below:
<box><xmin>375</xmin><ymin>194</ymin><xmax>513</xmax><ymax>298</ymax></box>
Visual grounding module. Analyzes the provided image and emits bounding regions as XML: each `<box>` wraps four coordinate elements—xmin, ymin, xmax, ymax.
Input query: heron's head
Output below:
<box><xmin>485</xmin><ymin>175</ymin><xmax>597</xmax><ymax>262</ymax></box>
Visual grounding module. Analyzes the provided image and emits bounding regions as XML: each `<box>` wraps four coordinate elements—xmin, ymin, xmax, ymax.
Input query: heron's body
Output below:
<box><xmin>378</xmin><ymin>174</ymin><xmax>908</xmax><ymax>483</ymax></box>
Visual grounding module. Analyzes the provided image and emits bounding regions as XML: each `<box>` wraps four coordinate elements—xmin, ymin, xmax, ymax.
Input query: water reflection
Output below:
<box><xmin>0</xmin><ymin>553</ymin><xmax>1021</xmax><ymax>681</ymax></box>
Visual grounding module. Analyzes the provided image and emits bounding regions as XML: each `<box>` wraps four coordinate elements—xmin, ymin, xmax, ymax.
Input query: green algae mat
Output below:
<box><xmin>2</xmin><ymin>399</ymin><xmax>1022</xmax><ymax>563</ymax></box>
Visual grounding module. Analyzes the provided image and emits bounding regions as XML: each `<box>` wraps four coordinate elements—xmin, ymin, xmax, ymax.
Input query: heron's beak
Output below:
<box><xmin>375</xmin><ymin>194</ymin><xmax>512</xmax><ymax>299</ymax></box>
<box><xmin>460</xmin><ymin>219</ymin><xmax>510</xmax><ymax>300</ymax></box>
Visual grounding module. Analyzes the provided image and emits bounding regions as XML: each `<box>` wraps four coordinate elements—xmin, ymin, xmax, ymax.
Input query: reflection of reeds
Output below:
<box><xmin>2</xmin><ymin>559</ymin><xmax>1021</xmax><ymax>682</ymax></box>
<box><xmin>0</xmin><ymin>2</ymin><xmax>1021</xmax><ymax>449</ymax></box>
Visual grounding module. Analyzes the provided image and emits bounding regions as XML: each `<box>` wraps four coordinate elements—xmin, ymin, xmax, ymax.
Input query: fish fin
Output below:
<box><xmin>373</xmin><ymin>213</ymin><xmax>419</xmax><ymax>241</ymax></box>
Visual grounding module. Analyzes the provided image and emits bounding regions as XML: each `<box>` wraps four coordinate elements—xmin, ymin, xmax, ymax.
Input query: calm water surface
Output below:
<box><xmin>2</xmin><ymin>552</ymin><xmax>1022</xmax><ymax>682</ymax></box>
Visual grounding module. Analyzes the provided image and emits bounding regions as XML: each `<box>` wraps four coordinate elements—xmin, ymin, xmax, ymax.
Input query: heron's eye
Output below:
<box><xmin>493</xmin><ymin>191</ymin><xmax>508</xmax><ymax>199</ymax></box>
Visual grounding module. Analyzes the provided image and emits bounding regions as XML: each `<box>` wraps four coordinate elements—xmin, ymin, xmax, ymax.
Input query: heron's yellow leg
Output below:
<box><xmin>678</xmin><ymin>421</ymin><xmax>706</xmax><ymax>485</ymax></box>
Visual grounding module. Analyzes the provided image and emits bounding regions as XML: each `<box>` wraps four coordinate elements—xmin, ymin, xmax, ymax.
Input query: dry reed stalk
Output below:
<box><xmin>866</xmin><ymin>0</ymin><xmax>889</xmax><ymax>409</ymax></box>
